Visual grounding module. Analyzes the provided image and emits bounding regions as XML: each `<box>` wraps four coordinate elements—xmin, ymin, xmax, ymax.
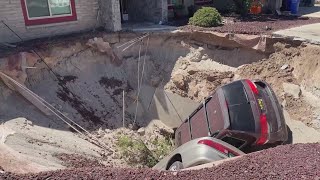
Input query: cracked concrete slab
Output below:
<box><xmin>273</xmin><ymin>23</ymin><xmax>320</xmax><ymax>44</ymax></box>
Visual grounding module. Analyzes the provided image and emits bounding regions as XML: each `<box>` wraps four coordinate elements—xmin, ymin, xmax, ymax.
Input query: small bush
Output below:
<box><xmin>116</xmin><ymin>135</ymin><xmax>173</xmax><ymax>168</ymax></box>
<box><xmin>189</xmin><ymin>7</ymin><xmax>222</xmax><ymax>27</ymax></box>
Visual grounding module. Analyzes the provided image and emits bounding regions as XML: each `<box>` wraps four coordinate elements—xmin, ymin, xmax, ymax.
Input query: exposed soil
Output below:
<box><xmin>1</xmin><ymin>143</ymin><xmax>319</xmax><ymax>179</ymax></box>
<box><xmin>56</xmin><ymin>80</ymin><xmax>104</xmax><ymax>126</ymax></box>
<box><xmin>163</xmin><ymin>42</ymin><xmax>319</xmax><ymax>126</ymax></box>
<box><xmin>236</xmin><ymin>43</ymin><xmax>318</xmax><ymax>124</ymax></box>
<box><xmin>181</xmin><ymin>16</ymin><xmax>320</xmax><ymax>35</ymax></box>
<box><xmin>166</xmin><ymin>70</ymin><xmax>234</xmax><ymax>101</ymax></box>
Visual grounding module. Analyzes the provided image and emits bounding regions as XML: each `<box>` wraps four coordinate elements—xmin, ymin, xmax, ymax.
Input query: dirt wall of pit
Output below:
<box><xmin>0</xmin><ymin>31</ymin><xmax>268</xmax><ymax>130</ymax></box>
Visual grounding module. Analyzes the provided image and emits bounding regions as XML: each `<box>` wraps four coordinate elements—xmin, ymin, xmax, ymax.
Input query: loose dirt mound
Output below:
<box><xmin>166</xmin><ymin>70</ymin><xmax>234</xmax><ymax>101</ymax></box>
<box><xmin>237</xmin><ymin>43</ymin><xmax>319</xmax><ymax>125</ymax></box>
<box><xmin>165</xmin><ymin>42</ymin><xmax>320</xmax><ymax>127</ymax></box>
<box><xmin>1</xmin><ymin>143</ymin><xmax>319</xmax><ymax>180</ymax></box>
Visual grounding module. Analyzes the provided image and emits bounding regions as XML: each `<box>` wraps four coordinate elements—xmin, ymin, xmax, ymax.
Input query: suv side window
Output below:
<box><xmin>174</xmin><ymin>120</ymin><xmax>192</xmax><ymax>147</ymax></box>
<box><xmin>189</xmin><ymin>107</ymin><xmax>209</xmax><ymax>139</ymax></box>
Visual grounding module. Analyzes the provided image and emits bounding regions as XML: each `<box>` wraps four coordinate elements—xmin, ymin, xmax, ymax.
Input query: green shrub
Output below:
<box><xmin>116</xmin><ymin>135</ymin><xmax>173</xmax><ymax>168</ymax></box>
<box><xmin>189</xmin><ymin>7</ymin><xmax>222</xmax><ymax>27</ymax></box>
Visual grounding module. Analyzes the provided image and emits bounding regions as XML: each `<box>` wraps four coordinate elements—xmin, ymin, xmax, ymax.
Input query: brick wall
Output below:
<box><xmin>0</xmin><ymin>0</ymin><xmax>100</xmax><ymax>43</ymax></box>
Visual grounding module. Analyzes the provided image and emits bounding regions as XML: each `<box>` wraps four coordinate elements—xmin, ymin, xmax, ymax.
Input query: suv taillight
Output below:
<box><xmin>198</xmin><ymin>139</ymin><xmax>240</xmax><ymax>156</ymax></box>
<box><xmin>246</xmin><ymin>79</ymin><xmax>259</xmax><ymax>95</ymax></box>
<box><xmin>256</xmin><ymin>114</ymin><xmax>269</xmax><ymax>145</ymax></box>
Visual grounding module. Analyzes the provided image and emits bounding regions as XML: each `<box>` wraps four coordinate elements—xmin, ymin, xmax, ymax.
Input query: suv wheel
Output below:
<box><xmin>168</xmin><ymin>161</ymin><xmax>183</xmax><ymax>171</ymax></box>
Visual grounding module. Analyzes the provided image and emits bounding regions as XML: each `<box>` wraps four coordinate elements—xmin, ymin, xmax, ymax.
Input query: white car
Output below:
<box><xmin>153</xmin><ymin>136</ymin><xmax>245</xmax><ymax>171</ymax></box>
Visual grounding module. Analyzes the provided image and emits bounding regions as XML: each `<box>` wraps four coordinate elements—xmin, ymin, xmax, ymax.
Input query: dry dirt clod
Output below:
<box><xmin>137</xmin><ymin>128</ymin><xmax>145</xmax><ymax>136</ymax></box>
<box><xmin>181</xmin><ymin>64</ymin><xmax>188</xmax><ymax>70</ymax></box>
<box><xmin>172</xmin><ymin>74</ymin><xmax>187</xmax><ymax>90</ymax></box>
<box><xmin>283</xmin><ymin>82</ymin><xmax>302</xmax><ymax>99</ymax></box>
<box><xmin>280</xmin><ymin>64</ymin><xmax>289</xmax><ymax>70</ymax></box>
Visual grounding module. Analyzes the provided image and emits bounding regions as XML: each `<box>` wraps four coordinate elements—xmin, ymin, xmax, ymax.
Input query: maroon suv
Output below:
<box><xmin>175</xmin><ymin>79</ymin><xmax>288</xmax><ymax>150</ymax></box>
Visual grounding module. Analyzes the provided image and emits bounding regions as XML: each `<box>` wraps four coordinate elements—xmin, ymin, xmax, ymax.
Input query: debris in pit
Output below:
<box><xmin>99</xmin><ymin>77</ymin><xmax>123</xmax><ymax>89</ymax></box>
<box><xmin>137</xmin><ymin>128</ymin><xmax>145</xmax><ymax>136</ymax></box>
<box><xmin>282</xmin><ymin>82</ymin><xmax>301</xmax><ymax>99</ymax></box>
<box><xmin>86</xmin><ymin>37</ymin><xmax>122</xmax><ymax>66</ymax></box>
<box><xmin>166</xmin><ymin>70</ymin><xmax>234</xmax><ymax>101</ymax></box>
<box><xmin>0</xmin><ymin>166</ymin><xmax>4</xmax><ymax>173</ymax></box>
<box><xmin>172</xmin><ymin>74</ymin><xmax>187</xmax><ymax>91</ymax></box>
<box><xmin>280</xmin><ymin>64</ymin><xmax>289</xmax><ymax>70</ymax></box>
<box><xmin>284</xmin><ymin>95</ymin><xmax>314</xmax><ymax>123</ymax></box>
<box><xmin>55</xmin><ymin>153</ymin><xmax>107</xmax><ymax>168</ymax></box>
<box><xmin>58</xmin><ymin>75</ymin><xmax>78</xmax><ymax>85</ymax></box>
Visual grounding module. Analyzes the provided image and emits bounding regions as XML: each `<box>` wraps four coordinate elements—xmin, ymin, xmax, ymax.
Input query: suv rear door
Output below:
<box><xmin>222</xmin><ymin>81</ymin><xmax>256</xmax><ymax>132</ymax></box>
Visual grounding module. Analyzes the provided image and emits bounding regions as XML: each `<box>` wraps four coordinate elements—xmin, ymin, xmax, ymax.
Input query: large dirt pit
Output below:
<box><xmin>1</xmin><ymin>31</ymin><xmax>320</xmax><ymax>177</ymax></box>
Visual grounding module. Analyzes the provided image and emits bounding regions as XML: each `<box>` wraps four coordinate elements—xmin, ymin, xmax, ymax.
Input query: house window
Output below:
<box><xmin>21</xmin><ymin>0</ymin><xmax>77</xmax><ymax>26</ymax></box>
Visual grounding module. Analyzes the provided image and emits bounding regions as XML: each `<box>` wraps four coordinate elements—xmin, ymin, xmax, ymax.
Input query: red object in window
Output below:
<box><xmin>198</xmin><ymin>139</ymin><xmax>241</xmax><ymax>156</ymax></box>
<box><xmin>20</xmin><ymin>0</ymin><xmax>77</xmax><ymax>26</ymax></box>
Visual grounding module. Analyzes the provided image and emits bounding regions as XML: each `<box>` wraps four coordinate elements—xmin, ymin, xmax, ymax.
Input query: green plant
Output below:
<box><xmin>116</xmin><ymin>135</ymin><xmax>173</xmax><ymax>168</ymax></box>
<box><xmin>233</xmin><ymin>0</ymin><xmax>253</xmax><ymax>16</ymax></box>
<box><xmin>152</xmin><ymin>138</ymin><xmax>173</xmax><ymax>160</ymax></box>
<box><xmin>189</xmin><ymin>7</ymin><xmax>222</xmax><ymax>27</ymax></box>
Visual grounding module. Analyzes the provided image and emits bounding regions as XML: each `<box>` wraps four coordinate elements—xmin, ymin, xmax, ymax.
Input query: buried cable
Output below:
<box><xmin>121</xmin><ymin>34</ymin><xmax>149</xmax><ymax>52</ymax></box>
<box><xmin>133</xmin><ymin>36</ymin><xmax>150</xmax><ymax>126</ymax></box>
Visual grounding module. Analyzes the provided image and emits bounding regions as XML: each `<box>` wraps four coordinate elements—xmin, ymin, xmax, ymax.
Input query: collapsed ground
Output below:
<box><xmin>0</xmin><ymin>31</ymin><xmax>320</xmax><ymax>176</ymax></box>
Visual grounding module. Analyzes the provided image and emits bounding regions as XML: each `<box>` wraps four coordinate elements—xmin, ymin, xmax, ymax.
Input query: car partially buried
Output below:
<box><xmin>153</xmin><ymin>136</ymin><xmax>245</xmax><ymax>171</ymax></box>
<box><xmin>154</xmin><ymin>79</ymin><xmax>288</xmax><ymax>170</ymax></box>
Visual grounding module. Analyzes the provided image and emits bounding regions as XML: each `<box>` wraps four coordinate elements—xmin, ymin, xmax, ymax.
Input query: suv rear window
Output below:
<box><xmin>222</xmin><ymin>81</ymin><xmax>256</xmax><ymax>132</ymax></box>
<box><xmin>223</xmin><ymin>81</ymin><xmax>248</xmax><ymax>105</ymax></box>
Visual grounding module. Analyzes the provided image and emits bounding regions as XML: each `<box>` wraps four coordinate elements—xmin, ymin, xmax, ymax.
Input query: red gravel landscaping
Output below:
<box><xmin>180</xmin><ymin>15</ymin><xmax>320</xmax><ymax>35</ymax></box>
<box><xmin>1</xmin><ymin>143</ymin><xmax>319</xmax><ymax>180</ymax></box>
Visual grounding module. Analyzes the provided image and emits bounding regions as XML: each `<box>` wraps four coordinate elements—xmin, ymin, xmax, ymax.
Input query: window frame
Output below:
<box><xmin>20</xmin><ymin>0</ymin><xmax>77</xmax><ymax>26</ymax></box>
